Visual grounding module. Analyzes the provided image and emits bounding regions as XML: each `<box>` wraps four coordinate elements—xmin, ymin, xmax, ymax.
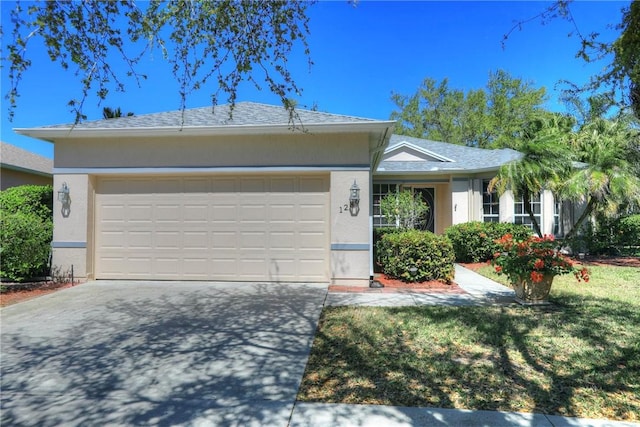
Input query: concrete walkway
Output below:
<box><xmin>313</xmin><ymin>266</ymin><xmax>640</xmax><ymax>427</ymax></box>
<box><xmin>325</xmin><ymin>264</ymin><xmax>515</xmax><ymax>307</ymax></box>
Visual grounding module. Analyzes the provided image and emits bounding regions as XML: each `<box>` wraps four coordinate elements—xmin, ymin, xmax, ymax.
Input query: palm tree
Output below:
<box><xmin>102</xmin><ymin>107</ymin><xmax>134</xmax><ymax>119</ymax></box>
<box><xmin>559</xmin><ymin>116</ymin><xmax>640</xmax><ymax>241</ymax></box>
<box><xmin>489</xmin><ymin>114</ymin><xmax>575</xmax><ymax>237</ymax></box>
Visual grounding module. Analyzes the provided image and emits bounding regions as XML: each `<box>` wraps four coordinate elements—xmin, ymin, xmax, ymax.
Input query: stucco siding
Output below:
<box><xmin>51</xmin><ymin>174</ymin><xmax>90</xmax><ymax>279</ymax></box>
<box><xmin>54</xmin><ymin>133</ymin><xmax>370</xmax><ymax>169</ymax></box>
<box><xmin>330</xmin><ymin>170</ymin><xmax>371</xmax><ymax>286</ymax></box>
<box><xmin>1</xmin><ymin>169</ymin><xmax>52</xmax><ymax>190</ymax></box>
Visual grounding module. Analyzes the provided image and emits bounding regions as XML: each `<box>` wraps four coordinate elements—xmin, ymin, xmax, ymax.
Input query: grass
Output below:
<box><xmin>298</xmin><ymin>264</ymin><xmax>640</xmax><ymax>421</ymax></box>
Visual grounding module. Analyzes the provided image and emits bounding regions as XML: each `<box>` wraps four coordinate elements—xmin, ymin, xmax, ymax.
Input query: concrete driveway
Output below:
<box><xmin>1</xmin><ymin>281</ymin><xmax>327</xmax><ymax>427</ymax></box>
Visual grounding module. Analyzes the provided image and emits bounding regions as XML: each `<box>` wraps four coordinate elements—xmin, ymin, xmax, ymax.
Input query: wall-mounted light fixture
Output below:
<box><xmin>58</xmin><ymin>182</ymin><xmax>71</xmax><ymax>218</ymax></box>
<box><xmin>349</xmin><ymin>179</ymin><xmax>360</xmax><ymax>216</ymax></box>
<box><xmin>57</xmin><ymin>182</ymin><xmax>70</xmax><ymax>204</ymax></box>
<box><xmin>349</xmin><ymin>180</ymin><xmax>360</xmax><ymax>209</ymax></box>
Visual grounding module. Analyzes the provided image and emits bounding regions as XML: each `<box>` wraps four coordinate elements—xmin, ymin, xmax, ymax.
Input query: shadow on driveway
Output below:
<box><xmin>1</xmin><ymin>281</ymin><xmax>327</xmax><ymax>427</ymax></box>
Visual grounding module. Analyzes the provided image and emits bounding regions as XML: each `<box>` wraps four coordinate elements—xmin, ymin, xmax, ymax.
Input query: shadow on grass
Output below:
<box><xmin>299</xmin><ymin>293</ymin><xmax>640</xmax><ymax>422</ymax></box>
<box><xmin>1</xmin><ymin>281</ymin><xmax>326</xmax><ymax>426</ymax></box>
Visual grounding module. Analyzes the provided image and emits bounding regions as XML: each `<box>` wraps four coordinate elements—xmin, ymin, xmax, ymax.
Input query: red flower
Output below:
<box><xmin>495</xmin><ymin>266</ymin><xmax>503</xmax><ymax>273</ymax></box>
<box><xmin>534</xmin><ymin>259</ymin><xmax>545</xmax><ymax>270</ymax></box>
<box><xmin>530</xmin><ymin>271</ymin><xmax>544</xmax><ymax>283</ymax></box>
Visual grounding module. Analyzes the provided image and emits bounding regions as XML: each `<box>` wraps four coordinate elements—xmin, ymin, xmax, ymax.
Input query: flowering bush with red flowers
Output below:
<box><xmin>491</xmin><ymin>234</ymin><xmax>590</xmax><ymax>284</ymax></box>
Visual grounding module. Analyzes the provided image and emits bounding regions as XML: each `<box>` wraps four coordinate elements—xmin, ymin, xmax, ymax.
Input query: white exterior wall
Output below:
<box><xmin>451</xmin><ymin>179</ymin><xmax>471</xmax><ymax>224</ymax></box>
<box><xmin>330</xmin><ymin>170</ymin><xmax>371</xmax><ymax>286</ymax></box>
<box><xmin>542</xmin><ymin>190</ymin><xmax>555</xmax><ymax>236</ymax></box>
<box><xmin>51</xmin><ymin>173</ymin><xmax>90</xmax><ymax>280</ymax></box>
<box><xmin>499</xmin><ymin>191</ymin><xmax>515</xmax><ymax>224</ymax></box>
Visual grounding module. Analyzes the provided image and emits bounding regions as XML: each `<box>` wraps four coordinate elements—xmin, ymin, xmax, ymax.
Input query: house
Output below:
<box><xmin>0</xmin><ymin>141</ymin><xmax>53</xmax><ymax>190</ymax></box>
<box><xmin>15</xmin><ymin>102</ymin><xmax>562</xmax><ymax>286</ymax></box>
<box><xmin>373</xmin><ymin>134</ymin><xmax>562</xmax><ymax>236</ymax></box>
<box><xmin>16</xmin><ymin>102</ymin><xmax>394</xmax><ymax>286</ymax></box>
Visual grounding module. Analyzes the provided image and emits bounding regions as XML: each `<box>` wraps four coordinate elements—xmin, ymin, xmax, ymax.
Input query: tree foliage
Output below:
<box><xmin>379</xmin><ymin>190</ymin><xmax>429</xmax><ymax>230</ymax></box>
<box><xmin>390</xmin><ymin>70</ymin><xmax>547</xmax><ymax>148</ymax></box>
<box><xmin>489</xmin><ymin>115</ymin><xmax>575</xmax><ymax>237</ymax></box>
<box><xmin>103</xmin><ymin>107</ymin><xmax>134</xmax><ymax>119</ymax></box>
<box><xmin>558</xmin><ymin>115</ymin><xmax>640</xmax><ymax>241</ymax></box>
<box><xmin>505</xmin><ymin>1</ymin><xmax>640</xmax><ymax>118</ymax></box>
<box><xmin>4</xmin><ymin>0</ymin><xmax>314</xmax><ymax>123</ymax></box>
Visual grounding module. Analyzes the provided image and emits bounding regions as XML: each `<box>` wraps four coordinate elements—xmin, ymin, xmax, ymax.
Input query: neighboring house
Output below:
<box><xmin>14</xmin><ymin>102</ymin><xmax>564</xmax><ymax>286</ymax></box>
<box><xmin>0</xmin><ymin>141</ymin><xmax>53</xmax><ymax>190</ymax></box>
<box><xmin>373</xmin><ymin>134</ymin><xmax>563</xmax><ymax>236</ymax></box>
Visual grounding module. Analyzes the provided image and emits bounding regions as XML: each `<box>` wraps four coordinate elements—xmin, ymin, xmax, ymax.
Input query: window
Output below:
<box><xmin>553</xmin><ymin>199</ymin><xmax>561</xmax><ymax>236</ymax></box>
<box><xmin>514</xmin><ymin>193</ymin><xmax>542</xmax><ymax>229</ymax></box>
<box><xmin>373</xmin><ymin>183</ymin><xmax>398</xmax><ymax>227</ymax></box>
<box><xmin>482</xmin><ymin>180</ymin><xmax>499</xmax><ymax>223</ymax></box>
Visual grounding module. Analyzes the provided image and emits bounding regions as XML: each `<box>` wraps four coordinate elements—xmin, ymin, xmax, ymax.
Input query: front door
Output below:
<box><xmin>413</xmin><ymin>187</ymin><xmax>435</xmax><ymax>232</ymax></box>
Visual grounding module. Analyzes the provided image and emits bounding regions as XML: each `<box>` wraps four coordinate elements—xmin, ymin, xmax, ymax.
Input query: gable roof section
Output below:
<box><xmin>15</xmin><ymin>102</ymin><xmax>394</xmax><ymax>140</ymax></box>
<box><xmin>0</xmin><ymin>142</ymin><xmax>53</xmax><ymax>177</ymax></box>
<box><xmin>382</xmin><ymin>141</ymin><xmax>455</xmax><ymax>162</ymax></box>
<box><xmin>376</xmin><ymin>134</ymin><xmax>522</xmax><ymax>174</ymax></box>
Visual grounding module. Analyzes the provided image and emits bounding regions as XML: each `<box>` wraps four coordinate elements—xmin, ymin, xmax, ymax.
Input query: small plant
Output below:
<box><xmin>491</xmin><ymin>233</ymin><xmax>589</xmax><ymax>284</ymax></box>
<box><xmin>379</xmin><ymin>190</ymin><xmax>429</xmax><ymax>230</ymax></box>
<box><xmin>376</xmin><ymin>229</ymin><xmax>455</xmax><ymax>283</ymax></box>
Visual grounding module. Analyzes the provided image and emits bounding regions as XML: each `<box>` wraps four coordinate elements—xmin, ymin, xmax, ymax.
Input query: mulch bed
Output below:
<box><xmin>461</xmin><ymin>256</ymin><xmax>640</xmax><ymax>272</ymax></box>
<box><xmin>0</xmin><ymin>281</ymin><xmax>80</xmax><ymax>307</ymax></box>
<box><xmin>328</xmin><ymin>274</ymin><xmax>466</xmax><ymax>294</ymax></box>
<box><xmin>581</xmin><ymin>255</ymin><xmax>640</xmax><ymax>268</ymax></box>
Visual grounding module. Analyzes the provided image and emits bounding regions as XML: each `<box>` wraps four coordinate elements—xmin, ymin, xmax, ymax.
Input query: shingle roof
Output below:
<box><xmin>39</xmin><ymin>102</ymin><xmax>381</xmax><ymax>129</ymax></box>
<box><xmin>376</xmin><ymin>134</ymin><xmax>522</xmax><ymax>174</ymax></box>
<box><xmin>0</xmin><ymin>142</ymin><xmax>53</xmax><ymax>176</ymax></box>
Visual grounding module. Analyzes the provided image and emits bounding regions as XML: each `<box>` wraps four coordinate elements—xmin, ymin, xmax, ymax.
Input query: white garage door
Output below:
<box><xmin>95</xmin><ymin>175</ymin><xmax>329</xmax><ymax>281</ymax></box>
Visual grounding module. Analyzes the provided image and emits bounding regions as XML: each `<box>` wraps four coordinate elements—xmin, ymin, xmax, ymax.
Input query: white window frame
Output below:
<box><xmin>372</xmin><ymin>183</ymin><xmax>398</xmax><ymax>227</ymax></box>
<box><xmin>482</xmin><ymin>179</ymin><xmax>500</xmax><ymax>223</ymax></box>
<box><xmin>514</xmin><ymin>193</ymin><xmax>542</xmax><ymax>230</ymax></box>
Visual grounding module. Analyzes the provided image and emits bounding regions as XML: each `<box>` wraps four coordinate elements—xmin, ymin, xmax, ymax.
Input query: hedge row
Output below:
<box><xmin>444</xmin><ymin>221</ymin><xmax>532</xmax><ymax>263</ymax></box>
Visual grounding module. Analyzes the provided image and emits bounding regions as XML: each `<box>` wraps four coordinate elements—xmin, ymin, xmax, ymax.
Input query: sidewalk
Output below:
<box><xmin>314</xmin><ymin>265</ymin><xmax>640</xmax><ymax>427</ymax></box>
<box><xmin>290</xmin><ymin>402</ymin><xmax>640</xmax><ymax>427</ymax></box>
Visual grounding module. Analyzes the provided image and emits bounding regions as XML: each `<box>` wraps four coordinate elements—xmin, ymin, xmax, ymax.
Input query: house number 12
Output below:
<box><xmin>339</xmin><ymin>204</ymin><xmax>349</xmax><ymax>213</ymax></box>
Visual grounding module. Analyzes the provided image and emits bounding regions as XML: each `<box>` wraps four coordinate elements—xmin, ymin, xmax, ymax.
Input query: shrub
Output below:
<box><xmin>376</xmin><ymin>229</ymin><xmax>455</xmax><ymax>283</ymax></box>
<box><xmin>615</xmin><ymin>214</ymin><xmax>640</xmax><ymax>253</ymax></box>
<box><xmin>445</xmin><ymin>221</ymin><xmax>532</xmax><ymax>263</ymax></box>
<box><xmin>0</xmin><ymin>185</ymin><xmax>53</xmax><ymax>221</ymax></box>
<box><xmin>0</xmin><ymin>212</ymin><xmax>53</xmax><ymax>281</ymax></box>
<box><xmin>0</xmin><ymin>185</ymin><xmax>53</xmax><ymax>281</ymax></box>
<box><xmin>572</xmin><ymin>214</ymin><xmax>640</xmax><ymax>256</ymax></box>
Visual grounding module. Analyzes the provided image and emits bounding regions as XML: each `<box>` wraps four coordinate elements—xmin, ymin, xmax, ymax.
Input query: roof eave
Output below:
<box><xmin>14</xmin><ymin>121</ymin><xmax>397</xmax><ymax>142</ymax></box>
<box><xmin>0</xmin><ymin>163</ymin><xmax>53</xmax><ymax>177</ymax></box>
<box><xmin>374</xmin><ymin>165</ymin><xmax>505</xmax><ymax>175</ymax></box>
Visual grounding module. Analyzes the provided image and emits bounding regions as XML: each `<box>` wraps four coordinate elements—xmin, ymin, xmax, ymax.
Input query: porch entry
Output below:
<box><xmin>404</xmin><ymin>186</ymin><xmax>435</xmax><ymax>233</ymax></box>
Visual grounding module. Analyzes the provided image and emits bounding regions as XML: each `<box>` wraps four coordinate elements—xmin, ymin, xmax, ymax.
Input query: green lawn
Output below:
<box><xmin>298</xmin><ymin>265</ymin><xmax>640</xmax><ymax>421</ymax></box>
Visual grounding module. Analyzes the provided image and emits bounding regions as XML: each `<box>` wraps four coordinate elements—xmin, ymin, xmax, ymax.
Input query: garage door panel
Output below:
<box><xmin>154</xmin><ymin>231</ymin><xmax>180</xmax><ymax>249</ymax></box>
<box><xmin>212</xmin><ymin>204</ymin><xmax>237</xmax><ymax>222</ymax></box>
<box><xmin>241</xmin><ymin>205</ymin><xmax>267</xmax><ymax>223</ymax></box>
<box><xmin>128</xmin><ymin>231</ymin><xmax>153</xmax><ymax>249</ymax></box>
<box><xmin>184</xmin><ymin>231</ymin><xmax>208</xmax><ymax>249</ymax></box>
<box><xmin>95</xmin><ymin>175</ymin><xmax>329</xmax><ymax>281</ymax></box>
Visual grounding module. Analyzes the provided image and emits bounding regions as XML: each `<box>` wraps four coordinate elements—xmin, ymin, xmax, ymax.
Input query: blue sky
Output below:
<box><xmin>0</xmin><ymin>1</ymin><xmax>628</xmax><ymax>159</ymax></box>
